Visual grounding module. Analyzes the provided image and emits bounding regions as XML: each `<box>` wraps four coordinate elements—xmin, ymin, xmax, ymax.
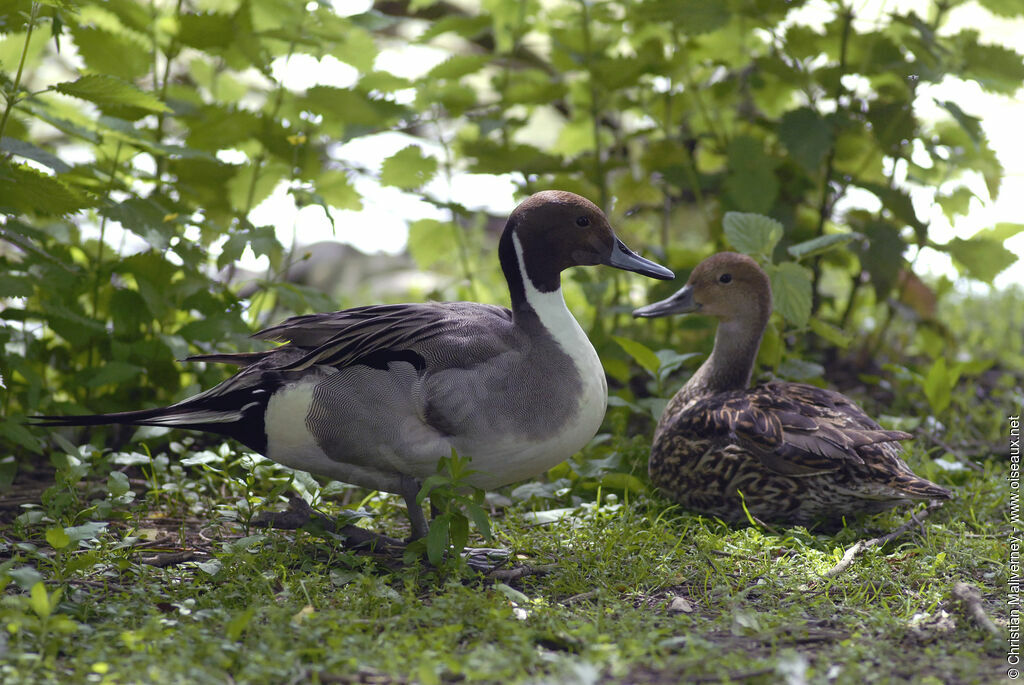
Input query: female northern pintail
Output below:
<box><xmin>633</xmin><ymin>252</ymin><xmax>950</xmax><ymax>526</ymax></box>
<box><xmin>36</xmin><ymin>191</ymin><xmax>673</xmax><ymax>539</ymax></box>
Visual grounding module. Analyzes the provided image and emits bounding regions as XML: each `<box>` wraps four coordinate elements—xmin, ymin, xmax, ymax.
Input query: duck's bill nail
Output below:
<box><xmin>606</xmin><ymin>238</ymin><xmax>674</xmax><ymax>280</ymax></box>
<box><xmin>632</xmin><ymin>285</ymin><xmax>699</xmax><ymax>318</ymax></box>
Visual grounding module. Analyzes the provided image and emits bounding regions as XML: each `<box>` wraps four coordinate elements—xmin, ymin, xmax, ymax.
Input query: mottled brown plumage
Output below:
<box><xmin>634</xmin><ymin>252</ymin><xmax>951</xmax><ymax>526</ymax></box>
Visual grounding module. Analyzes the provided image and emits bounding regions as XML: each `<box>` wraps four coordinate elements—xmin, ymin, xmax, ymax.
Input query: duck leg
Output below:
<box><xmin>399</xmin><ymin>474</ymin><xmax>430</xmax><ymax>541</ymax></box>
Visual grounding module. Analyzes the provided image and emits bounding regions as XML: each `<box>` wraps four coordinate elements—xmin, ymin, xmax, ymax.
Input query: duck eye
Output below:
<box><xmin>719</xmin><ymin>273</ymin><xmax>732</xmax><ymax>284</ymax></box>
<box><xmin>575</xmin><ymin>216</ymin><xmax>590</xmax><ymax>227</ymax></box>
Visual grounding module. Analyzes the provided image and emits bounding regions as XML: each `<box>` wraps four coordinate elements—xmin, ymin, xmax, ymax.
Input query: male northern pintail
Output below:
<box><xmin>36</xmin><ymin>191</ymin><xmax>674</xmax><ymax>539</ymax></box>
<box><xmin>633</xmin><ymin>252</ymin><xmax>950</xmax><ymax>526</ymax></box>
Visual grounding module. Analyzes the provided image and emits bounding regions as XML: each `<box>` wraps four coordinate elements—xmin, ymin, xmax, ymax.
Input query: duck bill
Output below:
<box><xmin>605</xmin><ymin>238</ymin><xmax>674</xmax><ymax>280</ymax></box>
<box><xmin>633</xmin><ymin>285</ymin><xmax>699</xmax><ymax>318</ymax></box>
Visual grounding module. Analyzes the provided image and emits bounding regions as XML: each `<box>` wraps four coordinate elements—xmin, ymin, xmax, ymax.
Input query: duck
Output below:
<box><xmin>34</xmin><ymin>191</ymin><xmax>674</xmax><ymax>540</ymax></box>
<box><xmin>632</xmin><ymin>252</ymin><xmax>951</xmax><ymax>526</ymax></box>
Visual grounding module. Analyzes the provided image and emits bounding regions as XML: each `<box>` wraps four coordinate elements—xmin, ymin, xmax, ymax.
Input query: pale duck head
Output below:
<box><xmin>633</xmin><ymin>251</ymin><xmax>772</xmax><ymax>326</ymax></box>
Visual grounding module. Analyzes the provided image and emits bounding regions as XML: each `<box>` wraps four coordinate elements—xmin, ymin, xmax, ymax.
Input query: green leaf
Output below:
<box><xmin>777</xmin><ymin>357</ymin><xmax>824</xmax><ymax>381</ymax></box>
<box><xmin>0</xmin><ymin>161</ymin><xmax>91</xmax><ymax>216</ymax></box>
<box><xmin>448</xmin><ymin>512</ymin><xmax>469</xmax><ymax>555</ymax></box>
<box><xmin>407</xmin><ymin>219</ymin><xmax>459</xmax><ymax>270</ymax></box>
<box><xmin>177</xmin><ymin>12</ymin><xmax>237</xmax><ymax>50</ymax></box>
<box><xmin>724</xmin><ymin>136</ymin><xmax>778</xmax><ymax>214</ymax></box>
<box><xmin>959</xmin><ymin>35</ymin><xmax>1024</xmax><ymax>94</ymax></box>
<box><xmin>379</xmin><ymin>146</ymin><xmax>438</xmax><ymax>190</ymax></box>
<box><xmin>778</xmin><ymin>107</ymin><xmax>832</xmax><ymax>172</ymax></box>
<box><xmin>226</xmin><ymin>607</ymin><xmax>256</xmax><ymax>641</ymax></box>
<box><xmin>29</xmin><ymin>582</ymin><xmax>53</xmax><ymax>619</ymax></box>
<box><xmin>426</xmin><ymin>55</ymin><xmax>490</xmax><ymax>80</ymax></box>
<box><xmin>767</xmin><ymin>262</ymin><xmax>812</xmax><ymax>327</ymax></box>
<box><xmin>316</xmin><ymin>171</ymin><xmax>363</xmax><ymax>211</ymax></box>
<box><xmin>1</xmin><ymin>137</ymin><xmax>71</xmax><ymax>173</ymax></box>
<box><xmin>723</xmin><ymin>212</ymin><xmax>783</xmax><ymax>258</ymax></box>
<box><xmin>85</xmin><ymin>362</ymin><xmax>145</xmax><ymax>388</ymax></box>
<box><xmin>65</xmin><ymin>521</ymin><xmax>107</xmax><ymax>542</ymax></box>
<box><xmin>466</xmin><ymin>503</ymin><xmax>492</xmax><ymax>541</ymax></box>
<box><xmin>107</xmin><ymin>470</ymin><xmax>131</xmax><ymax>498</ymax></box>
<box><xmin>331</xmin><ymin>23</ymin><xmax>377</xmax><ymax>72</ymax></box>
<box><xmin>46</xmin><ymin>527</ymin><xmax>72</xmax><ymax>550</ymax></box>
<box><xmin>0</xmin><ymin>273</ymin><xmax>34</xmax><ymax>298</ymax></box>
<box><xmin>71</xmin><ymin>25</ymin><xmax>150</xmax><ymax>80</ymax></box>
<box><xmin>809</xmin><ymin>317</ymin><xmax>852</xmax><ymax>349</ymax></box>
<box><xmin>857</xmin><ymin>220</ymin><xmax>905</xmax><ymax>298</ymax></box>
<box><xmin>425</xmin><ymin>513</ymin><xmax>450</xmax><ymax>567</ymax></box>
<box><xmin>922</xmin><ymin>357</ymin><xmax>961</xmax><ymax>415</ymax></box>
<box><xmin>977</xmin><ymin>0</ymin><xmax>1024</xmax><ymax>17</ymax></box>
<box><xmin>635</xmin><ymin>0</ymin><xmax>729</xmax><ymax>34</ymax></box>
<box><xmin>944</xmin><ymin>236</ymin><xmax>1018</xmax><ymax>282</ymax></box>
<box><xmin>787</xmin><ymin>233</ymin><xmax>862</xmax><ymax>260</ymax></box>
<box><xmin>935</xmin><ymin>99</ymin><xmax>982</xmax><ymax>146</ymax></box>
<box><xmin>302</xmin><ymin>87</ymin><xmax>408</xmax><ymax>131</ymax></box>
<box><xmin>55</xmin><ymin>75</ymin><xmax>171</xmax><ymax>113</ymax></box>
<box><xmin>613</xmin><ymin>336</ymin><xmax>661</xmax><ymax>375</ymax></box>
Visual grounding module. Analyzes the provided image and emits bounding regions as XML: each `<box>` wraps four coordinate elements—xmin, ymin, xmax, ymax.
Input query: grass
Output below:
<box><xmin>0</xmin><ymin>427</ymin><xmax>1011</xmax><ymax>684</ymax></box>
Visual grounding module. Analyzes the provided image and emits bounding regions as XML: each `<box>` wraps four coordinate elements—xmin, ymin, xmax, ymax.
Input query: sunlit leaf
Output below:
<box><xmin>55</xmin><ymin>75</ymin><xmax>171</xmax><ymax>112</ymax></box>
<box><xmin>723</xmin><ymin>212</ymin><xmax>783</xmax><ymax>258</ymax></box>
<box><xmin>767</xmin><ymin>262</ymin><xmax>812</xmax><ymax>327</ymax></box>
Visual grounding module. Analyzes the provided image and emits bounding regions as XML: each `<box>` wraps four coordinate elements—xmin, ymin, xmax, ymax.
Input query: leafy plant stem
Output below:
<box><xmin>86</xmin><ymin>141</ymin><xmax>125</xmax><ymax>391</ymax></box>
<box><xmin>0</xmin><ymin>3</ymin><xmax>40</xmax><ymax>141</ymax></box>
<box><xmin>150</xmin><ymin>0</ymin><xmax>183</xmax><ymax>192</ymax></box>
<box><xmin>809</xmin><ymin>4</ymin><xmax>853</xmax><ymax>316</ymax></box>
<box><xmin>578</xmin><ymin>0</ymin><xmax>607</xmax><ymax>209</ymax></box>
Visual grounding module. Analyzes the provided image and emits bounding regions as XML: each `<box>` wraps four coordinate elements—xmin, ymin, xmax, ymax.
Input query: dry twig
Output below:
<box><xmin>822</xmin><ymin>501</ymin><xmax>943</xmax><ymax>578</ymax></box>
<box><xmin>952</xmin><ymin>581</ymin><xmax>1001</xmax><ymax>636</ymax></box>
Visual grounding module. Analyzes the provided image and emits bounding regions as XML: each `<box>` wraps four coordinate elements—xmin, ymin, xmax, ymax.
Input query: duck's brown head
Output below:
<box><xmin>633</xmin><ymin>252</ymin><xmax>772</xmax><ymax>322</ymax></box>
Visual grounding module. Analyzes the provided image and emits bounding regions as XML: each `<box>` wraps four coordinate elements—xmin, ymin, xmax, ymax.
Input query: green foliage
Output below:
<box><xmin>409</xmin><ymin>450</ymin><xmax>493</xmax><ymax>568</ymax></box>
<box><xmin>1</xmin><ymin>0</ymin><xmax>1020</xmax><ymax>447</ymax></box>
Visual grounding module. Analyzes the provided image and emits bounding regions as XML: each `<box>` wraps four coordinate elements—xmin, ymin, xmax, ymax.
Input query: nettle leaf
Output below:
<box><xmin>858</xmin><ymin>220</ymin><xmax>905</xmax><ymax>298</ymax></box>
<box><xmin>71</xmin><ymin>26</ymin><xmax>150</xmax><ymax>80</ymax></box>
<box><xmin>302</xmin><ymin>86</ymin><xmax>408</xmax><ymax>129</ymax></box>
<box><xmin>922</xmin><ymin>357</ymin><xmax>962</xmax><ymax>414</ymax></box>
<box><xmin>380</xmin><ymin>146</ymin><xmax>438</xmax><ymax>190</ymax></box>
<box><xmin>977</xmin><ymin>0</ymin><xmax>1024</xmax><ymax>17</ymax></box>
<box><xmin>613</xmin><ymin>336</ymin><xmax>660</xmax><ymax>375</ymax></box>
<box><xmin>723</xmin><ymin>212</ymin><xmax>783</xmax><ymax>258</ymax></box>
<box><xmin>330</xmin><ymin>23</ymin><xmax>377</xmax><ymax>72</ymax></box>
<box><xmin>217</xmin><ymin>225</ymin><xmax>284</xmax><ymax>270</ymax></box>
<box><xmin>787</xmin><ymin>232</ymin><xmax>862</xmax><ymax>260</ymax></box>
<box><xmin>0</xmin><ymin>273</ymin><xmax>34</xmax><ymax>298</ymax></box>
<box><xmin>426</xmin><ymin>54</ymin><xmax>490</xmax><ymax>80</ymax></box>
<box><xmin>724</xmin><ymin>136</ymin><xmax>778</xmax><ymax>214</ymax></box>
<box><xmin>959</xmin><ymin>36</ymin><xmax>1024</xmax><ymax>95</ymax></box>
<box><xmin>767</xmin><ymin>262</ymin><xmax>812</xmax><ymax>327</ymax></box>
<box><xmin>0</xmin><ymin>161</ymin><xmax>91</xmax><ymax>215</ymax></box>
<box><xmin>1</xmin><ymin>137</ymin><xmax>71</xmax><ymax>173</ymax></box>
<box><xmin>55</xmin><ymin>75</ymin><xmax>171</xmax><ymax>113</ymax></box>
<box><xmin>635</xmin><ymin>0</ymin><xmax>729</xmax><ymax>34</ymax></box>
<box><xmin>778</xmin><ymin>107</ymin><xmax>832</xmax><ymax>172</ymax></box>
<box><xmin>177</xmin><ymin>12</ymin><xmax>237</xmax><ymax>50</ymax></box>
<box><xmin>943</xmin><ymin>236</ymin><xmax>1017</xmax><ymax>283</ymax></box>
<box><xmin>315</xmin><ymin>170</ymin><xmax>363</xmax><ymax>211</ymax></box>
<box><xmin>458</xmin><ymin>139</ymin><xmax>563</xmax><ymax>175</ymax></box>
<box><xmin>407</xmin><ymin>219</ymin><xmax>459</xmax><ymax>269</ymax></box>
<box><xmin>935</xmin><ymin>99</ymin><xmax>982</xmax><ymax>146</ymax></box>
<box><xmin>809</xmin><ymin>317</ymin><xmax>853</xmax><ymax>349</ymax></box>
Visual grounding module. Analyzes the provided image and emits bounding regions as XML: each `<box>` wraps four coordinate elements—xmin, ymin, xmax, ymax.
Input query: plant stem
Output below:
<box><xmin>810</xmin><ymin>3</ymin><xmax>853</xmax><ymax>316</ymax></box>
<box><xmin>578</xmin><ymin>0</ymin><xmax>607</xmax><ymax>209</ymax></box>
<box><xmin>0</xmin><ymin>3</ymin><xmax>40</xmax><ymax>141</ymax></box>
